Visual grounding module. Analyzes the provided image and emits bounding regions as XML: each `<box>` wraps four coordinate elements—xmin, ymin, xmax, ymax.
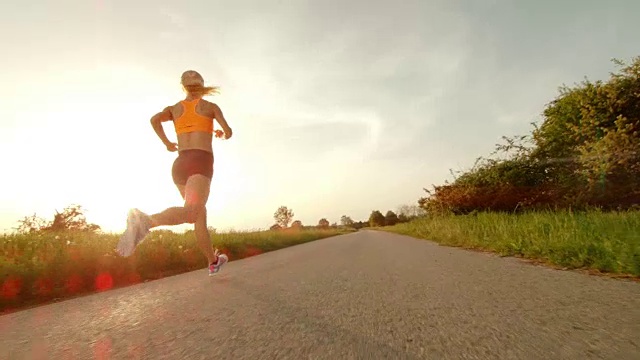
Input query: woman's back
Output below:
<box><xmin>169</xmin><ymin>98</ymin><xmax>217</xmax><ymax>153</ymax></box>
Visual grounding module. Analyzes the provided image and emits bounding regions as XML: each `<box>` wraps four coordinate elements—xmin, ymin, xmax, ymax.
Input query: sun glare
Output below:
<box><xmin>0</xmin><ymin>61</ymin><xmax>256</xmax><ymax>234</ymax></box>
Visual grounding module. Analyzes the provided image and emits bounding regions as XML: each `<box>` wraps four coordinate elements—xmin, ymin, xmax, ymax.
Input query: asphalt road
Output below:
<box><xmin>1</xmin><ymin>230</ymin><xmax>639</xmax><ymax>359</ymax></box>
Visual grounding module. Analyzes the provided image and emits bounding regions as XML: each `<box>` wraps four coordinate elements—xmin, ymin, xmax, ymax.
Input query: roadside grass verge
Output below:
<box><xmin>0</xmin><ymin>227</ymin><xmax>351</xmax><ymax>313</ymax></box>
<box><xmin>378</xmin><ymin>210</ymin><xmax>640</xmax><ymax>278</ymax></box>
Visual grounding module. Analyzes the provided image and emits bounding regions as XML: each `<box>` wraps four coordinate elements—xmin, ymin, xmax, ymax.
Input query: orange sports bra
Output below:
<box><xmin>173</xmin><ymin>99</ymin><xmax>213</xmax><ymax>135</ymax></box>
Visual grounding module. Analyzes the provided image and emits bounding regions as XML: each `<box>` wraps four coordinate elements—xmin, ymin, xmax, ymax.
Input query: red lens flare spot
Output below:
<box><xmin>95</xmin><ymin>273</ymin><xmax>113</xmax><ymax>292</ymax></box>
<box><xmin>1</xmin><ymin>276</ymin><xmax>22</xmax><ymax>300</ymax></box>
<box><xmin>94</xmin><ymin>337</ymin><xmax>112</xmax><ymax>360</ymax></box>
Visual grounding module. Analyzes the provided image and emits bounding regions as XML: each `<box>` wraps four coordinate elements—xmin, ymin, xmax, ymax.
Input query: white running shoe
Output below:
<box><xmin>116</xmin><ymin>209</ymin><xmax>151</xmax><ymax>257</ymax></box>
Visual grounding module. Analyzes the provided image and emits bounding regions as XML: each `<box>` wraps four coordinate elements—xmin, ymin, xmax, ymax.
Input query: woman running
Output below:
<box><xmin>116</xmin><ymin>70</ymin><xmax>233</xmax><ymax>276</ymax></box>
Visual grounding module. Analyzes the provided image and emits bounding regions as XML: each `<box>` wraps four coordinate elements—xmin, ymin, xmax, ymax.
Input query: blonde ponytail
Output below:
<box><xmin>183</xmin><ymin>84</ymin><xmax>220</xmax><ymax>97</ymax></box>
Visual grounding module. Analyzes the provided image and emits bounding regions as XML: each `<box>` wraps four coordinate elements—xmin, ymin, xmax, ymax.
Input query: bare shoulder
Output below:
<box><xmin>201</xmin><ymin>99</ymin><xmax>220</xmax><ymax>109</ymax></box>
<box><xmin>169</xmin><ymin>100</ymin><xmax>184</xmax><ymax>110</ymax></box>
<box><xmin>201</xmin><ymin>99</ymin><xmax>223</xmax><ymax>117</ymax></box>
<box><xmin>165</xmin><ymin>101</ymin><xmax>183</xmax><ymax>118</ymax></box>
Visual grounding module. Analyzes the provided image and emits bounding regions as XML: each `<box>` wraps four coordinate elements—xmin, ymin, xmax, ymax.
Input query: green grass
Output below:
<box><xmin>0</xmin><ymin>227</ymin><xmax>351</xmax><ymax>313</ymax></box>
<box><xmin>379</xmin><ymin>210</ymin><xmax>640</xmax><ymax>277</ymax></box>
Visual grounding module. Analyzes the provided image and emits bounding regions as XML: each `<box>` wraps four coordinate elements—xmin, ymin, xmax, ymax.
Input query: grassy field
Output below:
<box><xmin>379</xmin><ymin>210</ymin><xmax>640</xmax><ymax>278</ymax></box>
<box><xmin>0</xmin><ymin>227</ymin><xmax>351</xmax><ymax>313</ymax></box>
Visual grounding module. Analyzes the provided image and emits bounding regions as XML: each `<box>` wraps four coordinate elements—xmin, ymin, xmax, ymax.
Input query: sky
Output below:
<box><xmin>1</xmin><ymin>0</ymin><xmax>639</xmax><ymax>234</ymax></box>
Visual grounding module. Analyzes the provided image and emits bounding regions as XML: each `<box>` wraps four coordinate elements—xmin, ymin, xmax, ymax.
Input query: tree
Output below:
<box><xmin>397</xmin><ymin>204</ymin><xmax>426</xmax><ymax>221</ymax></box>
<box><xmin>15</xmin><ymin>213</ymin><xmax>48</xmax><ymax>234</ymax></box>
<box><xmin>291</xmin><ymin>220</ymin><xmax>303</xmax><ymax>229</ymax></box>
<box><xmin>15</xmin><ymin>204</ymin><xmax>100</xmax><ymax>234</ymax></box>
<box><xmin>270</xmin><ymin>224</ymin><xmax>282</xmax><ymax>231</ymax></box>
<box><xmin>368</xmin><ymin>210</ymin><xmax>385</xmax><ymax>227</ymax></box>
<box><xmin>418</xmin><ymin>56</ymin><xmax>640</xmax><ymax>213</ymax></box>
<box><xmin>384</xmin><ymin>211</ymin><xmax>399</xmax><ymax>226</ymax></box>
<box><xmin>47</xmin><ymin>205</ymin><xmax>101</xmax><ymax>232</ymax></box>
<box><xmin>351</xmin><ymin>220</ymin><xmax>369</xmax><ymax>229</ymax></box>
<box><xmin>318</xmin><ymin>218</ymin><xmax>330</xmax><ymax>228</ymax></box>
<box><xmin>398</xmin><ymin>213</ymin><xmax>409</xmax><ymax>223</ymax></box>
<box><xmin>273</xmin><ymin>206</ymin><xmax>294</xmax><ymax>228</ymax></box>
<box><xmin>340</xmin><ymin>215</ymin><xmax>354</xmax><ymax>227</ymax></box>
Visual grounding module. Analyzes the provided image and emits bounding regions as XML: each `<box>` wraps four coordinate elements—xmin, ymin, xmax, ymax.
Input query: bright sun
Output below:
<box><xmin>2</xmin><ymin>66</ymin><xmax>247</xmax><ymax>235</ymax></box>
<box><xmin>78</xmin><ymin>148</ymin><xmax>240</xmax><ymax>235</ymax></box>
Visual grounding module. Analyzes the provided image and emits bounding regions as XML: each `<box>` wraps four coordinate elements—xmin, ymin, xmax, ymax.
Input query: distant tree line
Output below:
<box><xmin>270</xmin><ymin>204</ymin><xmax>426</xmax><ymax>231</ymax></box>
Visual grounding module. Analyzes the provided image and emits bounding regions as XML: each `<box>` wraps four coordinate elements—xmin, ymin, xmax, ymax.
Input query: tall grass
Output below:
<box><xmin>0</xmin><ymin>227</ymin><xmax>350</xmax><ymax>313</ymax></box>
<box><xmin>381</xmin><ymin>210</ymin><xmax>640</xmax><ymax>277</ymax></box>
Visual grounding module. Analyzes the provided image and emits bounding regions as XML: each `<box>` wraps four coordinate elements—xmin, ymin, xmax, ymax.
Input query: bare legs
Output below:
<box><xmin>145</xmin><ymin>174</ymin><xmax>218</xmax><ymax>265</ymax></box>
<box><xmin>193</xmin><ymin>205</ymin><xmax>218</xmax><ymax>265</ymax></box>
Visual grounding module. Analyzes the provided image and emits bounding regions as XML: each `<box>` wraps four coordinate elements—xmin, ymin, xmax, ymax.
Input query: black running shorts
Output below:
<box><xmin>171</xmin><ymin>149</ymin><xmax>214</xmax><ymax>185</ymax></box>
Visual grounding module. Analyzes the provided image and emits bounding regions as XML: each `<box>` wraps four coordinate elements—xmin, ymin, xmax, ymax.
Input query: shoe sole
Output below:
<box><xmin>131</xmin><ymin>209</ymin><xmax>149</xmax><ymax>248</ymax></box>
